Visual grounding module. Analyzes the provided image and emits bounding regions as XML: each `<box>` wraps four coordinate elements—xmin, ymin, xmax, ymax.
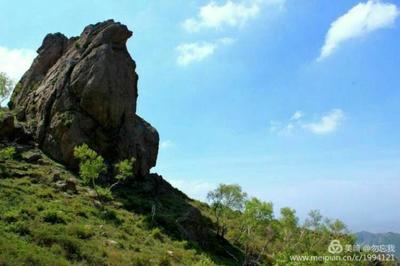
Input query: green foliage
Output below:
<box><xmin>66</xmin><ymin>224</ymin><xmax>94</xmax><ymax>240</ymax></box>
<box><xmin>95</xmin><ymin>186</ymin><xmax>113</xmax><ymax>201</ymax></box>
<box><xmin>110</xmin><ymin>157</ymin><xmax>135</xmax><ymax>190</ymax></box>
<box><xmin>73</xmin><ymin>144</ymin><xmax>106</xmax><ymax>185</ymax></box>
<box><xmin>242</xmin><ymin>197</ymin><xmax>273</xmax><ymax>224</ymax></box>
<box><xmin>74</xmin><ymin>41</ymin><xmax>81</xmax><ymax>50</ymax></box>
<box><xmin>304</xmin><ymin>209</ymin><xmax>324</xmax><ymax>231</ymax></box>
<box><xmin>280</xmin><ymin>207</ymin><xmax>298</xmax><ymax>229</ymax></box>
<box><xmin>240</xmin><ymin>198</ymin><xmax>274</xmax><ymax>265</ymax></box>
<box><xmin>60</xmin><ymin>111</ymin><xmax>74</xmax><ymax>128</ymax></box>
<box><xmin>0</xmin><ymin>146</ymin><xmax>16</xmax><ymax>161</ymax></box>
<box><xmin>41</xmin><ymin>209</ymin><xmax>67</xmax><ymax>224</ymax></box>
<box><xmin>74</xmin><ymin>144</ymin><xmax>136</xmax><ymax>202</ymax></box>
<box><xmin>326</xmin><ymin>218</ymin><xmax>347</xmax><ymax>234</ymax></box>
<box><xmin>115</xmin><ymin>157</ymin><xmax>135</xmax><ymax>182</ymax></box>
<box><xmin>0</xmin><ymin>175</ymin><xmax>227</xmax><ymax>266</ymax></box>
<box><xmin>0</xmin><ymin>146</ymin><xmax>394</xmax><ymax>266</ymax></box>
<box><xmin>207</xmin><ymin>184</ymin><xmax>247</xmax><ymax>237</ymax></box>
<box><xmin>0</xmin><ymin>72</ymin><xmax>13</xmax><ymax>104</ymax></box>
<box><xmin>0</xmin><ymin>146</ymin><xmax>16</xmax><ymax>176</ymax></box>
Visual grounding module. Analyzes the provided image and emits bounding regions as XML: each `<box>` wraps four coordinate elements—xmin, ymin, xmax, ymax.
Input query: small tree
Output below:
<box><xmin>326</xmin><ymin>218</ymin><xmax>347</xmax><ymax>235</ymax></box>
<box><xmin>0</xmin><ymin>146</ymin><xmax>15</xmax><ymax>161</ymax></box>
<box><xmin>110</xmin><ymin>158</ymin><xmax>135</xmax><ymax>190</ymax></box>
<box><xmin>304</xmin><ymin>209</ymin><xmax>324</xmax><ymax>231</ymax></box>
<box><xmin>0</xmin><ymin>72</ymin><xmax>13</xmax><ymax>105</ymax></box>
<box><xmin>240</xmin><ymin>197</ymin><xmax>274</xmax><ymax>265</ymax></box>
<box><xmin>73</xmin><ymin>144</ymin><xmax>106</xmax><ymax>188</ymax></box>
<box><xmin>207</xmin><ymin>184</ymin><xmax>247</xmax><ymax>237</ymax></box>
<box><xmin>279</xmin><ymin>207</ymin><xmax>299</xmax><ymax>243</ymax></box>
<box><xmin>74</xmin><ymin>144</ymin><xmax>135</xmax><ymax>202</ymax></box>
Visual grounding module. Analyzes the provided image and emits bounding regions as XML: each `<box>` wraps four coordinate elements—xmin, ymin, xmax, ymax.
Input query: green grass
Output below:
<box><xmin>0</xmin><ymin>145</ymin><xmax>233</xmax><ymax>265</ymax></box>
<box><xmin>0</xmin><ymin>144</ymin><xmax>396</xmax><ymax>266</ymax></box>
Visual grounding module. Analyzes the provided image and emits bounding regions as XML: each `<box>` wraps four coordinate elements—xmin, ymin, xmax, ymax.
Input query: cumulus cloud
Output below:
<box><xmin>270</xmin><ymin>109</ymin><xmax>345</xmax><ymax>135</ymax></box>
<box><xmin>176</xmin><ymin>38</ymin><xmax>235</xmax><ymax>66</ymax></box>
<box><xmin>0</xmin><ymin>46</ymin><xmax>36</xmax><ymax>81</ymax></box>
<box><xmin>183</xmin><ymin>0</ymin><xmax>285</xmax><ymax>32</ymax></box>
<box><xmin>318</xmin><ymin>0</ymin><xmax>399</xmax><ymax>60</ymax></box>
<box><xmin>303</xmin><ymin>109</ymin><xmax>345</xmax><ymax>135</ymax></box>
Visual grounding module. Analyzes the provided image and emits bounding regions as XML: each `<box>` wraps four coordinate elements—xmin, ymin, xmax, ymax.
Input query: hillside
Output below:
<box><xmin>357</xmin><ymin>231</ymin><xmax>400</xmax><ymax>257</ymax></box>
<box><xmin>0</xmin><ymin>20</ymin><xmax>398</xmax><ymax>266</ymax></box>
<box><xmin>0</xmin><ymin>143</ymin><xmax>241</xmax><ymax>265</ymax></box>
<box><xmin>1</xmin><ymin>142</ymin><xmax>395</xmax><ymax>266</ymax></box>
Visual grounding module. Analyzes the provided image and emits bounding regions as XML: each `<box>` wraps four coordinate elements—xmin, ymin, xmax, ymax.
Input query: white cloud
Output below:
<box><xmin>303</xmin><ymin>109</ymin><xmax>345</xmax><ymax>135</ymax></box>
<box><xmin>270</xmin><ymin>109</ymin><xmax>345</xmax><ymax>135</ymax></box>
<box><xmin>291</xmin><ymin>111</ymin><xmax>304</xmax><ymax>120</ymax></box>
<box><xmin>176</xmin><ymin>38</ymin><xmax>235</xmax><ymax>66</ymax></box>
<box><xmin>318</xmin><ymin>0</ymin><xmax>399</xmax><ymax>60</ymax></box>
<box><xmin>183</xmin><ymin>0</ymin><xmax>285</xmax><ymax>32</ymax></box>
<box><xmin>0</xmin><ymin>46</ymin><xmax>36</xmax><ymax>81</ymax></box>
<box><xmin>168</xmin><ymin>179</ymin><xmax>215</xmax><ymax>201</ymax></box>
<box><xmin>160</xmin><ymin>140</ymin><xmax>173</xmax><ymax>149</ymax></box>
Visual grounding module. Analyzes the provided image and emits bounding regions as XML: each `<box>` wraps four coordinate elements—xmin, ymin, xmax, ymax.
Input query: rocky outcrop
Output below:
<box><xmin>8</xmin><ymin>20</ymin><xmax>159</xmax><ymax>177</ymax></box>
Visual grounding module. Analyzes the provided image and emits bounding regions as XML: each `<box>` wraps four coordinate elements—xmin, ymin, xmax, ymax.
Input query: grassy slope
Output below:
<box><xmin>1</xmin><ymin>144</ymin><xmax>397</xmax><ymax>266</ymax></box>
<box><xmin>0</xmin><ymin>144</ymin><xmax>239</xmax><ymax>266</ymax></box>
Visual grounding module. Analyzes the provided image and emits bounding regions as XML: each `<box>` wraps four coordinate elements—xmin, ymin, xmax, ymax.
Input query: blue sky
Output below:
<box><xmin>1</xmin><ymin>0</ymin><xmax>399</xmax><ymax>233</ymax></box>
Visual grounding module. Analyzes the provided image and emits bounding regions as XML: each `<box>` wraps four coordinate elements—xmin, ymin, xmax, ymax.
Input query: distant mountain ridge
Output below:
<box><xmin>356</xmin><ymin>231</ymin><xmax>400</xmax><ymax>257</ymax></box>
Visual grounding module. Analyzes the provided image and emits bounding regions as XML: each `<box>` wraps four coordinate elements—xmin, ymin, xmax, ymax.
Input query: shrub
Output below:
<box><xmin>95</xmin><ymin>186</ymin><xmax>113</xmax><ymax>201</ymax></box>
<box><xmin>67</xmin><ymin>224</ymin><xmax>94</xmax><ymax>240</ymax></box>
<box><xmin>0</xmin><ymin>146</ymin><xmax>16</xmax><ymax>161</ymax></box>
<box><xmin>74</xmin><ymin>144</ymin><xmax>106</xmax><ymax>186</ymax></box>
<box><xmin>112</xmin><ymin>158</ymin><xmax>135</xmax><ymax>188</ymax></box>
<box><xmin>8</xmin><ymin>221</ymin><xmax>30</xmax><ymax>236</ymax></box>
<box><xmin>41</xmin><ymin>209</ymin><xmax>67</xmax><ymax>224</ymax></box>
<box><xmin>2</xmin><ymin>209</ymin><xmax>20</xmax><ymax>222</ymax></box>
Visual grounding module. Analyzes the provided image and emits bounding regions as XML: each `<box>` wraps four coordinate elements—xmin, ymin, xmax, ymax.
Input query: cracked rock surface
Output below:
<box><xmin>9</xmin><ymin>20</ymin><xmax>159</xmax><ymax>177</ymax></box>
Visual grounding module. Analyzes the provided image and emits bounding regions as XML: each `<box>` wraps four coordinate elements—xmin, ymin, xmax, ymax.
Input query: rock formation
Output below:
<box><xmin>8</xmin><ymin>20</ymin><xmax>159</xmax><ymax>177</ymax></box>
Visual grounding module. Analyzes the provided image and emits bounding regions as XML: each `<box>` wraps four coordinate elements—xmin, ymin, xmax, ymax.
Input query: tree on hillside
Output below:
<box><xmin>207</xmin><ymin>184</ymin><xmax>247</xmax><ymax>237</ymax></box>
<box><xmin>279</xmin><ymin>207</ymin><xmax>299</xmax><ymax>243</ymax></box>
<box><xmin>73</xmin><ymin>144</ymin><xmax>107</xmax><ymax>188</ymax></box>
<box><xmin>111</xmin><ymin>158</ymin><xmax>135</xmax><ymax>190</ymax></box>
<box><xmin>325</xmin><ymin>218</ymin><xmax>348</xmax><ymax>235</ymax></box>
<box><xmin>240</xmin><ymin>197</ymin><xmax>274</xmax><ymax>265</ymax></box>
<box><xmin>0</xmin><ymin>72</ymin><xmax>13</xmax><ymax>105</ymax></box>
<box><xmin>74</xmin><ymin>144</ymin><xmax>135</xmax><ymax>202</ymax></box>
<box><xmin>304</xmin><ymin>209</ymin><xmax>324</xmax><ymax>231</ymax></box>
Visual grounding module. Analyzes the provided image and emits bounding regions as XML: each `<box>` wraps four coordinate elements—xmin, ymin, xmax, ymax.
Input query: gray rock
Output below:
<box><xmin>9</xmin><ymin>20</ymin><xmax>159</xmax><ymax>177</ymax></box>
<box><xmin>21</xmin><ymin>151</ymin><xmax>42</xmax><ymax>163</ymax></box>
<box><xmin>0</xmin><ymin>113</ymin><xmax>15</xmax><ymax>138</ymax></box>
<box><xmin>54</xmin><ymin>178</ymin><xmax>77</xmax><ymax>193</ymax></box>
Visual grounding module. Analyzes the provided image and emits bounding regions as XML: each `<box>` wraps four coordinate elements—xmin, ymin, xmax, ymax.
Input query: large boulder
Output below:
<box><xmin>9</xmin><ymin>20</ymin><xmax>159</xmax><ymax>177</ymax></box>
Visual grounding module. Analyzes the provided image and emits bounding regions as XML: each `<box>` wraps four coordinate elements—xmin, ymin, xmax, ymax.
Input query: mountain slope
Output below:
<box><xmin>357</xmin><ymin>231</ymin><xmax>400</xmax><ymax>257</ymax></box>
<box><xmin>0</xmin><ymin>143</ymin><xmax>239</xmax><ymax>265</ymax></box>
